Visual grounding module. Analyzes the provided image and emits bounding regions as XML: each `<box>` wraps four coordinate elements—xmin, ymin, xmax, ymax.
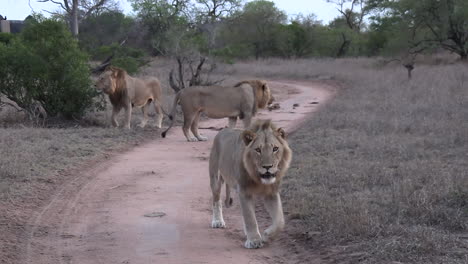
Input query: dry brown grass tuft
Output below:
<box><xmin>222</xmin><ymin>58</ymin><xmax>468</xmax><ymax>263</ymax></box>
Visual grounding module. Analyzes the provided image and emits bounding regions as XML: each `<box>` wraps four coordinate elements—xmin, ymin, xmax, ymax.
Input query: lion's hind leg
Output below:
<box><xmin>182</xmin><ymin>111</ymin><xmax>198</xmax><ymax>142</ymax></box>
<box><xmin>190</xmin><ymin>112</ymin><xmax>208</xmax><ymax>141</ymax></box>
<box><xmin>138</xmin><ymin>103</ymin><xmax>150</xmax><ymax>128</ymax></box>
<box><xmin>153</xmin><ymin>99</ymin><xmax>164</xmax><ymax>129</ymax></box>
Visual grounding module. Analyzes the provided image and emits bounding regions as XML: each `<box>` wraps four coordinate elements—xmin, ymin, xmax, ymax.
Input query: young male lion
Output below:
<box><xmin>209</xmin><ymin>119</ymin><xmax>292</xmax><ymax>249</ymax></box>
<box><xmin>161</xmin><ymin>80</ymin><xmax>271</xmax><ymax>142</ymax></box>
<box><xmin>95</xmin><ymin>66</ymin><xmax>164</xmax><ymax>129</ymax></box>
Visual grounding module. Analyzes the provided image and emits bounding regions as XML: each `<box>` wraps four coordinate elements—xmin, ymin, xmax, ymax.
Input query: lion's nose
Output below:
<box><xmin>263</xmin><ymin>165</ymin><xmax>273</xmax><ymax>171</ymax></box>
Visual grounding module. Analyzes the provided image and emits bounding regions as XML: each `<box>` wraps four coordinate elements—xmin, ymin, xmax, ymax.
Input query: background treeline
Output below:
<box><xmin>2</xmin><ymin>0</ymin><xmax>467</xmax><ymax>119</ymax></box>
<box><xmin>78</xmin><ymin>0</ymin><xmax>468</xmax><ymax>62</ymax></box>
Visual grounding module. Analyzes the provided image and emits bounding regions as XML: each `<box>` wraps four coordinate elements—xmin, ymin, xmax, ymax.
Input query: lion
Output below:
<box><xmin>95</xmin><ymin>66</ymin><xmax>164</xmax><ymax>129</ymax></box>
<box><xmin>161</xmin><ymin>80</ymin><xmax>271</xmax><ymax>142</ymax></box>
<box><xmin>209</xmin><ymin>119</ymin><xmax>292</xmax><ymax>249</ymax></box>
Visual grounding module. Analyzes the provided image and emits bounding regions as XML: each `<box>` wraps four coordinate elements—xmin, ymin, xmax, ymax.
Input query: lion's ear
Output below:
<box><xmin>242</xmin><ymin>130</ymin><xmax>256</xmax><ymax>145</ymax></box>
<box><xmin>277</xmin><ymin>128</ymin><xmax>286</xmax><ymax>139</ymax></box>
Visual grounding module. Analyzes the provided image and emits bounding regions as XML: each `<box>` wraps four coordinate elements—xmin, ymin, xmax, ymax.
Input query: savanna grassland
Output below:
<box><xmin>218</xmin><ymin>58</ymin><xmax>468</xmax><ymax>263</ymax></box>
<box><xmin>1</xmin><ymin>57</ymin><xmax>467</xmax><ymax>264</ymax></box>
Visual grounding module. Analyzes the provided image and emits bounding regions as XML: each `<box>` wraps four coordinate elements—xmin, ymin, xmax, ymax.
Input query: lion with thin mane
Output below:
<box><xmin>161</xmin><ymin>80</ymin><xmax>271</xmax><ymax>141</ymax></box>
<box><xmin>95</xmin><ymin>66</ymin><xmax>164</xmax><ymax>129</ymax></box>
<box><xmin>209</xmin><ymin>119</ymin><xmax>292</xmax><ymax>249</ymax></box>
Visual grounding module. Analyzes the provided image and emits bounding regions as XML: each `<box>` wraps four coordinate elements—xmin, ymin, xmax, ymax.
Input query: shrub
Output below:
<box><xmin>0</xmin><ymin>32</ymin><xmax>16</xmax><ymax>44</ymax></box>
<box><xmin>93</xmin><ymin>43</ymin><xmax>147</xmax><ymax>75</ymax></box>
<box><xmin>0</xmin><ymin>18</ymin><xmax>96</xmax><ymax>119</ymax></box>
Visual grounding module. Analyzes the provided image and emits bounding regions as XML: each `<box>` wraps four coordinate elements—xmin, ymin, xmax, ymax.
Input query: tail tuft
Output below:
<box><xmin>161</xmin><ymin>132</ymin><xmax>167</xmax><ymax>138</ymax></box>
<box><xmin>168</xmin><ymin>115</ymin><xmax>173</xmax><ymax>121</ymax></box>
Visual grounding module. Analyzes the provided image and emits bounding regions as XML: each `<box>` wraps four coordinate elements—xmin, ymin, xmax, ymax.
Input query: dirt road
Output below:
<box><xmin>22</xmin><ymin>81</ymin><xmax>332</xmax><ymax>264</ymax></box>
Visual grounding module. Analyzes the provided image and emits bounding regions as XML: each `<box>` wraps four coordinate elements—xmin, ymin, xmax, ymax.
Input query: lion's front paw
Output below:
<box><xmin>262</xmin><ymin>230</ymin><xmax>275</xmax><ymax>243</ymax></box>
<box><xmin>187</xmin><ymin>137</ymin><xmax>198</xmax><ymax>142</ymax></box>
<box><xmin>262</xmin><ymin>225</ymin><xmax>283</xmax><ymax>243</ymax></box>
<box><xmin>197</xmin><ymin>135</ymin><xmax>208</xmax><ymax>141</ymax></box>
<box><xmin>211</xmin><ymin>219</ymin><xmax>226</xmax><ymax>228</ymax></box>
<box><xmin>244</xmin><ymin>238</ymin><xmax>264</xmax><ymax>249</ymax></box>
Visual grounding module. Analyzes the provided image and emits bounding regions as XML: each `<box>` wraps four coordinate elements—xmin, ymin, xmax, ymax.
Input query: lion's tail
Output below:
<box><xmin>161</xmin><ymin>91</ymin><xmax>181</xmax><ymax>138</ymax></box>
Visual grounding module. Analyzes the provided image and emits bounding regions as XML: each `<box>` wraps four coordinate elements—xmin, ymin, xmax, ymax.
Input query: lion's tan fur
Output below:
<box><xmin>95</xmin><ymin>66</ymin><xmax>164</xmax><ymax>129</ymax></box>
<box><xmin>233</xmin><ymin>80</ymin><xmax>271</xmax><ymax>115</ymax></box>
<box><xmin>209</xmin><ymin>119</ymin><xmax>292</xmax><ymax>248</ymax></box>
<box><xmin>161</xmin><ymin>80</ymin><xmax>272</xmax><ymax>141</ymax></box>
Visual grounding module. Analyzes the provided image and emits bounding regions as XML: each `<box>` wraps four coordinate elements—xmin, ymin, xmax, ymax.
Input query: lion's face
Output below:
<box><xmin>243</xmin><ymin>127</ymin><xmax>287</xmax><ymax>185</ymax></box>
<box><xmin>95</xmin><ymin>71</ymin><xmax>115</xmax><ymax>94</ymax></box>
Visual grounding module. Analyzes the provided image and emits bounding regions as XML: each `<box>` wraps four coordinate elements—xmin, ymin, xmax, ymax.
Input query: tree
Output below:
<box><xmin>79</xmin><ymin>10</ymin><xmax>135</xmax><ymax>51</ymax></box>
<box><xmin>326</xmin><ymin>0</ymin><xmax>370</xmax><ymax>57</ymax></box>
<box><xmin>38</xmin><ymin>0</ymin><xmax>115</xmax><ymax>36</ymax></box>
<box><xmin>129</xmin><ymin>0</ymin><xmax>193</xmax><ymax>55</ymax></box>
<box><xmin>368</xmin><ymin>0</ymin><xmax>468</xmax><ymax>60</ymax></box>
<box><xmin>195</xmin><ymin>0</ymin><xmax>241</xmax><ymax>22</ymax></box>
<box><xmin>224</xmin><ymin>0</ymin><xmax>287</xmax><ymax>59</ymax></box>
<box><xmin>0</xmin><ymin>18</ymin><xmax>96</xmax><ymax>119</ymax></box>
<box><xmin>275</xmin><ymin>14</ymin><xmax>321</xmax><ymax>58</ymax></box>
<box><xmin>327</xmin><ymin>0</ymin><xmax>368</xmax><ymax>31</ymax></box>
<box><xmin>193</xmin><ymin>0</ymin><xmax>241</xmax><ymax>53</ymax></box>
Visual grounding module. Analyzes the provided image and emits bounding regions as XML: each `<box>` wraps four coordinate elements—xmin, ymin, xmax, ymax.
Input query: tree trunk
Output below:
<box><xmin>70</xmin><ymin>0</ymin><xmax>79</xmax><ymax>37</ymax></box>
<box><xmin>254</xmin><ymin>43</ymin><xmax>260</xmax><ymax>60</ymax></box>
<box><xmin>460</xmin><ymin>51</ymin><xmax>467</xmax><ymax>60</ymax></box>
<box><xmin>337</xmin><ymin>33</ymin><xmax>351</xmax><ymax>57</ymax></box>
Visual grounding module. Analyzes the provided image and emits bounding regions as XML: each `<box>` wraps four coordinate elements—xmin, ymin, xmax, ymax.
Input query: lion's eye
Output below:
<box><xmin>255</xmin><ymin>148</ymin><xmax>261</xmax><ymax>153</ymax></box>
<box><xmin>273</xmin><ymin>146</ymin><xmax>279</xmax><ymax>152</ymax></box>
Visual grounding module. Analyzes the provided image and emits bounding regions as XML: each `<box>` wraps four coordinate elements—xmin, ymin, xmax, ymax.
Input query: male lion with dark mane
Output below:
<box><xmin>209</xmin><ymin>119</ymin><xmax>292</xmax><ymax>249</ymax></box>
<box><xmin>95</xmin><ymin>66</ymin><xmax>164</xmax><ymax>129</ymax></box>
<box><xmin>161</xmin><ymin>80</ymin><xmax>271</xmax><ymax>142</ymax></box>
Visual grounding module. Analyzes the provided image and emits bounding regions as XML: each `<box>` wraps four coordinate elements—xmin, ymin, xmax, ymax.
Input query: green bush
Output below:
<box><xmin>0</xmin><ymin>39</ymin><xmax>45</xmax><ymax>110</ymax></box>
<box><xmin>93</xmin><ymin>43</ymin><xmax>147</xmax><ymax>75</ymax></box>
<box><xmin>0</xmin><ymin>32</ymin><xmax>16</xmax><ymax>44</ymax></box>
<box><xmin>0</xmin><ymin>18</ymin><xmax>96</xmax><ymax>119</ymax></box>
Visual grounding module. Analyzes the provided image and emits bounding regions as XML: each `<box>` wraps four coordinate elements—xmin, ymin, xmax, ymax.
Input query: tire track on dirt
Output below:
<box><xmin>22</xmin><ymin>81</ymin><xmax>333</xmax><ymax>264</ymax></box>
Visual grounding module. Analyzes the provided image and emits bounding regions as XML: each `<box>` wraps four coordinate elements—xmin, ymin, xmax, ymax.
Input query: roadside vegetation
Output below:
<box><xmin>222</xmin><ymin>58</ymin><xmax>467</xmax><ymax>263</ymax></box>
<box><xmin>1</xmin><ymin>0</ymin><xmax>468</xmax><ymax>263</ymax></box>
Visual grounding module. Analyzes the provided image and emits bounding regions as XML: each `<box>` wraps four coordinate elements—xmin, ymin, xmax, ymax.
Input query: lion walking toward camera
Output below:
<box><xmin>209</xmin><ymin>119</ymin><xmax>292</xmax><ymax>249</ymax></box>
<box><xmin>95</xmin><ymin>67</ymin><xmax>164</xmax><ymax>129</ymax></box>
<box><xmin>161</xmin><ymin>80</ymin><xmax>271</xmax><ymax>142</ymax></box>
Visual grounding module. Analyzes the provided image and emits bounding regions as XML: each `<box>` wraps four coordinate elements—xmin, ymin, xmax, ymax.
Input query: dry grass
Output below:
<box><xmin>1</xmin><ymin>57</ymin><xmax>467</xmax><ymax>263</ymax></box>
<box><xmin>214</xmin><ymin>58</ymin><xmax>468</xmax><ymax>263</ymax></box>
<box><xmin>0</xmin><ymin>60</ymin><xmax>177</xmax><ymax>263</ymax></box>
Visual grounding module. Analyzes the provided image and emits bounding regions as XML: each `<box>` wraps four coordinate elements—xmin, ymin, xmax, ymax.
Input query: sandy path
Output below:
<box><xmin>22</xmin><ymin>81</ymin><xmax>332</xmax><ymax>264</ymax></box>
